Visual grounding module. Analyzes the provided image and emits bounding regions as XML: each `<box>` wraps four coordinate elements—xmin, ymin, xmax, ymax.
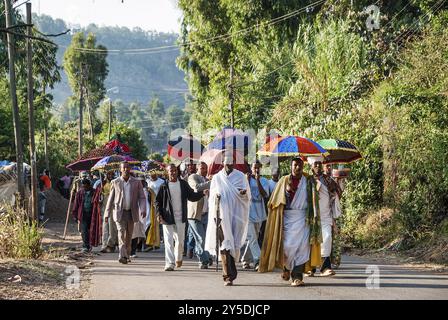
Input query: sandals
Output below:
<box><xmin>281</xmin><ymin>269</ymin><xmax>291</xmax><ymax>281</ymax></box>
<box><xmin>320</xmin><ymin>269</ymin><xmax>336</xmax><ymax>277</ymax></box>
<box><xmin>291</xmin><ymin>279</ymin><xmax>305</xmax><ymax>287</ymax></box>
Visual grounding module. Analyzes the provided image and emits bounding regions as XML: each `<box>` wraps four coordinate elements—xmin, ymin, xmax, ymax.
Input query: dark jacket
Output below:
<box><xmin>155</xmin><ymin>178</ymin><xmax>203</xmax><ymax>225</ymax></box>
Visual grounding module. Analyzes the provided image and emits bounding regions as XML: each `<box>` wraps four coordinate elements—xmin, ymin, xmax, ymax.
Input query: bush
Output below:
<box><xmin>0</xmin><ymin>202</ymin><xmax>43</xmax><ymax>259</ymax></box>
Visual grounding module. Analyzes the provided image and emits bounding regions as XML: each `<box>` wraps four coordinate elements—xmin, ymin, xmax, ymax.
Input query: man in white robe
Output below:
<box><xmin>308</xmin><ymin>157</ymin><xmax>341</xmax><ymax>276</ymax></box>
<box><xmin>205</xmin><ymin>154</ymin><xmax>251</xmax><ymax>286</ymax></box>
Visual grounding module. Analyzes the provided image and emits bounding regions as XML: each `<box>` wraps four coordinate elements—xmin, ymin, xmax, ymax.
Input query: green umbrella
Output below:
<box><xmin>317</xmin><ymin>139</ymin><xmax>362</xmax><ymax>165</ymax></box>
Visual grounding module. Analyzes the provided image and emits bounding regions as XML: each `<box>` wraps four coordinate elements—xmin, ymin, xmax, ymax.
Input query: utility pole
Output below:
<box><xmin>78</xmin><ymin>63</ymin><xmax>87</xmax><ymax>158</ymax></box>
<box><xmin>86</xmin><ymin>89</ymin><xmax>94</xmax><ymax>141</ymax></box>
<box><xmin>228</xmin><ymin>65</ymin><xmax>235</xmax><ymax>128</ymax></box>
<box><xmin>42</xmin><ymin>87</ymin><xmax>49</xmax><ymax>171</ymax></box>
<box><xmin>4</xmin><ymin>0</ymin><xmax>25</xmax><ymax>204</ymax></box>
<box><xmin>26</xmin><ymin>2</ymin><xmax>38</xmax><ymax>220</ymax></box>
<box><xmin>108</xmin><ymin>99</ymin><xmax>112</xmax><ymax>141</ymax></box>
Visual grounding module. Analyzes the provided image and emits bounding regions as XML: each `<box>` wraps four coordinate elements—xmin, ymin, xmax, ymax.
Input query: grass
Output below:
<box><xmin>0</xmin><ymin>202</ymin><xmax>44</xmax><ymax>259</ymax></box>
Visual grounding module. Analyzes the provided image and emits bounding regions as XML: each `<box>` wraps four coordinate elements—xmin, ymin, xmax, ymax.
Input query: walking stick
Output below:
<box><xmin>63</xmin><ymin>177</ymin><xmax>78</xmax><ymax>240</ymax></box>
<box><xmin>215</xmin><ymin>194</ymin><xmax>221</xmax><ymax>272</ymax></box>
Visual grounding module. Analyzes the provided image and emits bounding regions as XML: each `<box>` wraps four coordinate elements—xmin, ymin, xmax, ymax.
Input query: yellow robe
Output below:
<box><xmin>259</xmin><ymin>174</ymin><xmax>321</xmax><ymax>273</ymax></box>
<box><xmin>146</xmin><ymin>189</ymin><xmax>160</xmax><ymax>247</ymax></box>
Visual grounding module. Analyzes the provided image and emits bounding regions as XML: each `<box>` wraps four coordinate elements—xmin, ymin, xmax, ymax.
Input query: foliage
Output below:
<box><xmin>0</xmin><ymin>203</ymin><xmax>43</xmax><ymax>259</ymax></box>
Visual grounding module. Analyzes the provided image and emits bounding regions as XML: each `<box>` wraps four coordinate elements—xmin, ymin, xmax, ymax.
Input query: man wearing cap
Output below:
<box><xmin>308</xmin><ymin>156</ymin><xmax>342</xmax><ymax>277</ymax></box>
<box><xmin>259</xmin><ymin>157</ymin><xmax>321</xmax><ymax>287</ymax></box>
<box><xmin>205</xmin><ymin>153</ymin><xmax>251</xmax><ymax>286</ymax></box>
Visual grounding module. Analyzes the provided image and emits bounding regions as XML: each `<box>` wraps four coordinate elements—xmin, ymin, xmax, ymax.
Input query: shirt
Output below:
<box><xmin>268</xmin><ymin>179</ymin><xmax>278</xmax><ymax>195</ymax></box>
<box><xmin>122</xmin><ymin>177</ymin><xmax>132</xmax><ymax>211</ymax></box>
<box><xmin>83</xmin><ymin>190</ymin><xmax>93</xmax><ymax>213</ymax></box>
<box><xmin>248</xmin><ymin>176</ymin><xmax>269</xmax><ymax>223</ymax></box>
<box><xmin>60</xmin><ymin>176</ymin><xmax>71</xmax><ymax>189</ymax></box>
<box><xmin>168</xmin><ymin>180</ymin><xmax>182</xmax><ymax>220</ymax></box>
<box><xmin>147</xmin><ymin>178</ymin><xmax>164</xmax><ymax>196</ymax></box>
<box><xmin>40</xmin><ymin>175</ymin><xmax>51</xmax><ymax>190</ymax></box>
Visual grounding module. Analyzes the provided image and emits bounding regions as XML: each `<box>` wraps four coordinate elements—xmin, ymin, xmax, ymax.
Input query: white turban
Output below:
<box><xmin>307</xmin><ymin>156</ymin><xmax>324</xmax><ymax>166</ymax></box>
<box><xmin>223</xmin><ymin>152</ymin><xmax>234</xmax><ymax>165</ymax></box>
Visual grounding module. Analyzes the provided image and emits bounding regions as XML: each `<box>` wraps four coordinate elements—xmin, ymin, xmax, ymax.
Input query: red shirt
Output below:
<box><xmin>40</xmin><ymin>175</ymin><xmax>52</xmax><ymax>190</ymax></box>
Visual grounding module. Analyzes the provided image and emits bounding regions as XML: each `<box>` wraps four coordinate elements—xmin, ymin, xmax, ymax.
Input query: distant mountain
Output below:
<box><xmin>33</xmin><ymin>14</ymin><xmax>188</xmax><ymax>107</ymax></box>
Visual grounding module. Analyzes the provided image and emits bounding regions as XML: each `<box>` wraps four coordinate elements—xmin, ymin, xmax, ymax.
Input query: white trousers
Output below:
<box><xmin>321</xmin><ymin>223</ymin><xmax>333</xmax><ymax>258</ymax></box>
<box><xmin>162</xmin><ymin>217</ymin><xmax>185</xmax><ymax>268</ymax></box>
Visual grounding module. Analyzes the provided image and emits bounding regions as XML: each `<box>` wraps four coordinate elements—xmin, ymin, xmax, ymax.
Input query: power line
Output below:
<box><xmin>63</xmin><ymin>0</ymin><xmax>327</xmax><ymax>55</ymax></box>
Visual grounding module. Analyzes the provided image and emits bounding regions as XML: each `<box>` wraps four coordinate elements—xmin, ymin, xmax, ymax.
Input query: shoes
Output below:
<box><xmin>200</xmin><ymin>264</ymin><xmax>208</xmax><ymax>269</ymax></box>
<box><xmin>188</xmin><ymin>249</ymin><xmax>193</xmax><ymax>259</ymax></box>
<box><xmin>164</xmin><ymin>266</ymin><xmax>174</xmax><ymax>271</ymax></box>
<box><xmin>291</xmin><ymin>279</ymin><xmax>305</xmax><ymax>287</ymax></box>
<box><xmin>281</xmin><ymin>269</ymin><xmax>291</xmax><ymax>281</ymax></box>
<box><xmin>127</xmin><ymin>258</ymin><xmax>132</xmax><ymax>263</ymax></box>
<box><xmin>208</xmin><ymin>258</ymin><xmax>213</xmax><ymax>266</ymax></box>
<box><xmin>254</xmin><ymin>262</ymin><xmax>259</xmax><ymax>272</ymax></box>
<box><xmin>81</xmin><ymin>248</ymin><xmax>90</xmax><ymax>253</ymax></box>
<box><xmin>242</xmin><ymin>262</ymin><xmax>251</xmax><ymax>270</ymax></box>
<box><xmin>119</xmin><ymin>257</ymin><xmax>128</xmax><ymax>264</ymax></box>
<box><xmin>143</xmin><ymin>247</ymin><xmax>153</xmax><ymax>252</ymax></box>
<box><xmin>224</xmin><ymin>280</ymin><xmax>233</xmax><ymax>286</ymax></box>
<box><xmin>100</xmin><ymin>246</ymin><xmax>115</xmax><ymax>253</ymax></box>
<box><xmin>305</xmin><ymin>271</ymin><xmax>315</xmax><ymax>277</ymax></box>
<box><xmin>130</xmin><ymin>254</ymin><xmax>138</xmax><ymax>259</ymax></box>
<box><xmin>176</xmin><ymin>260</ymin><xmax>183</xmax><ymax>268</ymax></box>
<box><xmin>320</xmin><ymin>269</ymin><xmax>336</xmax><ymax>277</ymax></box>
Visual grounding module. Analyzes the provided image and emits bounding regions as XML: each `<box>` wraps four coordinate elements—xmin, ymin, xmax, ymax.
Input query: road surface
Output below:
<box><xmin>88</xmin><ymin>247</ymin><xmax>448</xmax><ymax>300</ymax></box>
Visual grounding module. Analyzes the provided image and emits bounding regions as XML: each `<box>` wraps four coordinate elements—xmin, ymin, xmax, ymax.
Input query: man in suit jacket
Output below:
<box><xmin>155</xmin><ymin>163</ymin><xmax>204</xmax><ymax>271</ymax></box>
<box><xmin>105</xmin><ymin>161</ymin><xmax>146</xmax><ymax>264</ymax></box>
<box><xmin>187</xmin><ymin>162</ymin><xmax>212</xmax><ymax>269</ymax></box>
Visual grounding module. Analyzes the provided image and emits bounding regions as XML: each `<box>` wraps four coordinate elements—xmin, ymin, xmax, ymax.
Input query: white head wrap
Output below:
<box><xmin>307</xmin><ymin>156</ymin><xmax>324</xmax><ymax>166</ymax></box>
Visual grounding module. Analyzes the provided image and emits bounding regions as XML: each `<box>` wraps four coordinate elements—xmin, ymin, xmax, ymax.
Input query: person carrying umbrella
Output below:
<box><xmin>258</xmin><ymin>157</ymin><xmax>322</xmax><ymax>287</ymax></box>
<box><xmin>307</xmin><ymin>157</ymin><xmax>342</xmax><ymax>277</ymax></box>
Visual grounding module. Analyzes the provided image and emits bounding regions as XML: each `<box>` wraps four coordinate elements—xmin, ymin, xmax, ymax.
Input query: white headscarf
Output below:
<box><xmin>307</xmin><ymin>156</ymin><xmax>324</xmax><ymax>166</ymax></box>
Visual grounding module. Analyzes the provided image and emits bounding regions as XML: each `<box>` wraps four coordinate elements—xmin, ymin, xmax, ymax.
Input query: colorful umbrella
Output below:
<box><xmin>141</xmin><ymin>160</ymin><xmax>166</xmax><ymax>175</ymax></box>
<box><xmin>200</xmin><ymin>149</ymin><xmax>249</xmax><ymax>176</ymax></box>
<box><xmin>206</xmin><ymin>127</ymin><xmax>251</xmax><ymax>156</ymax></box>
<box><xmin>104</xmin><ymin>139</ymin><xmax>131</xmax><ymax>154</ymax></box>
<box><xmin>317</xmin><ymin>139</ymin><xmax>362</xmax><ymax>165</ymax></box>
<box><xmin>130</xmin><ymin>166</ymin><xmax>146</xmax><ymax>175</ymax></box>
<box><xmin>91</xmin><ymin>155</ymin><xmax>140</xmax><ymax>171</ymax></box>
<box><xmin>168</xmin><ymin>134</ymin><xmax>204</xmax><ymax>162</ymax></box>
<box><xmin>257</xmin><ymin>135</ymin><xmax>328</xmax><ymax>157</ymax></box>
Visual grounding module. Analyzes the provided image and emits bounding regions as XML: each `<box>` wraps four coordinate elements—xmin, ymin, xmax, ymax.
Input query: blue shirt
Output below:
<box><xmin>248</xmin><ymin>176</ymin><xmax>270</xmax><ymax>223</ymax></box>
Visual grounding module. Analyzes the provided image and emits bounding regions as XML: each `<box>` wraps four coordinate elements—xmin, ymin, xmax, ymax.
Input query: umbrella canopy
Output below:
<box><xmin>168</xmin><ymin>134</ymin><xmax>204</xmax><ymax>162</ymax></box>
<box><xmin>257</xmin><ymin>135</ymin><xmax>328</xmax><ymax>157</ymax></box>
<box><xmin>317</xmin><ymin>139</ymin><xmax>362</xmax><ymax>164</ymax></box>
<box><xmin>66</xmin><ymin>141</ymin><xmax>131</xmax><ymax>172</ymax></box>
<box><xmin>199</xmin><ymin>149</ymin><xmax>249</xmax><ymax>176</ymax></box>
<box><xmin>141</xmin><ymin>160</ymin><xmax>166</xmax><ymax>175</ymax></box>
<box><xmin>104</xmin><ymin>139</ymin><xmax>131</xmax><ymax>154</ymax></box>
<box><xmin>91</xmin><ymin>155</ymin><xmax>140</xmax><ymax>171</ymax></box>
<box><xmin>206</xmin><ymin>127</ymin><xmax>251</xmax><ymax>156</ymax></box>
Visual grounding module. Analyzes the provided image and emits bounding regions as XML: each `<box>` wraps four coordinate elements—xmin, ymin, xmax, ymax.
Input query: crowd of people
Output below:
<box><xmin>70</xmin><ymin>154</ymin><xmax>346</xmax><ymax>287</ymax></box>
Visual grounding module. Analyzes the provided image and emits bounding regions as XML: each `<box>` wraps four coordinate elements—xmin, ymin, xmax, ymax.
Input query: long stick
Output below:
<box><xmin>63</xmin><ymin>178</ymin><xmax>77</xmax><ymax>239</ymax></box>
<box><xmin>215</xmin><ymin>194</ymin><xmax>221</xmax><ymax>272</ymax></box>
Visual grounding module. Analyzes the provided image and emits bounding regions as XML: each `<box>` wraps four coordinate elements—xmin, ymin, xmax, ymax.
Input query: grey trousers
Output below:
<box><xmin>101</xmin><ymin>202</ymin><xmax>118</xmax><ymax>249</ymax></box>
<box><xmin>116</xmin><ymin>210</ymin><xmax>134</xmax><ymax>260</ymax></box>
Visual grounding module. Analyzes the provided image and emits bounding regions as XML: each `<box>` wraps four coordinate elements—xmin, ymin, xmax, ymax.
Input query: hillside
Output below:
<box><xmin>33</xmin><ymin>14</ymin><xmax>188</xmax><ymax>107</ymax></box>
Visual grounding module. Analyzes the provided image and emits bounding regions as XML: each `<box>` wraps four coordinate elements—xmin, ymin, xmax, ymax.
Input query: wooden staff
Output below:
<box><xmin>63</xmin><ymin>177</ymin><xmax>78</xmax><ymax>239</ymax></box>
<box><xmin>215</xmin><ymin>194</ymin><xmax>221</xmax><ymax>272</ymax></box>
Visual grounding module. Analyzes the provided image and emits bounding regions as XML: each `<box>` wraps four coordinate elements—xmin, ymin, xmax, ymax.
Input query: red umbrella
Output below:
<box><xmin>104</xmin><ymin>139</ymin><xmax>131</xmax><ymax>154</ymax></box>
<box><xmin>199</xmin><ymin>149</ymin><xmax>249</xmax><ymax>176</ymax></box>
<box><xmin>168</xmin><ymin>134</ymin><xmax>204</xmax><ymax>162</ymax></box>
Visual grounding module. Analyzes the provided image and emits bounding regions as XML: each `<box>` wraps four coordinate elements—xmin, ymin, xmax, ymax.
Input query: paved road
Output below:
<box><xmin>88</xmin><ymin>247</ymin><xmax>448</xmax><ymax>300</ymax></box>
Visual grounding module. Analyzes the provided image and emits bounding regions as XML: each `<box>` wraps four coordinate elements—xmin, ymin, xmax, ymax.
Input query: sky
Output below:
<box><xmin>24</xmin><ymin>0</ymin><xmax>183</xmax><ymax>33</ymax></box>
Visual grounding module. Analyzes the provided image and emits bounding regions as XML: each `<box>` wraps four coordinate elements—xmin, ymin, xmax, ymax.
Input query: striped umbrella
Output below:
<box><xmin>257</xmin><ymin>135</ymin><xmax>328</xmax><ymax>157</ymax></box>
<box><xmin>168</xmin><ymin>134</ymin><xmax>204</xmax><ymax>162</ymax></box>
<box><xmin>317</xmin><ymin>139</ymin><xmax>362</xmax><ymax>164</ymax></box>
<box><xmin>91</xmin><ymin>155</ymin><xmax>140</xmax><ymax>171</ymax></box>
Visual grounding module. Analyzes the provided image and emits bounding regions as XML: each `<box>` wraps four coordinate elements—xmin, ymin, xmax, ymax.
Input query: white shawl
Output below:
<box><xmin>205</xmin><ymin>168</ymin><xmax>251</xmax><ymax>260</ymax></box>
